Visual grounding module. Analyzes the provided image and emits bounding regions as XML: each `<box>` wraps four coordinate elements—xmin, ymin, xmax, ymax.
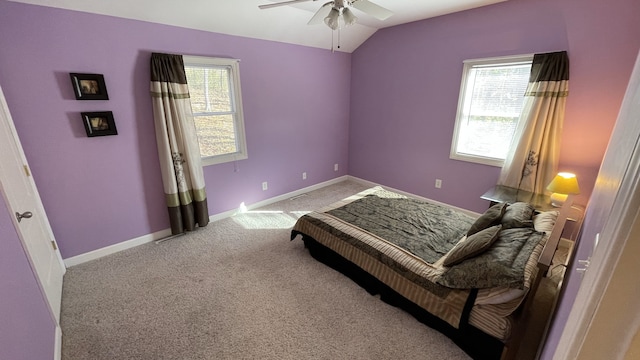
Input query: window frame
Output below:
<box><xmin>183</xmin><ymin>55</ymin><xmax>248</xmax><ymax>166</ymax></box>
<box><xmin>450</xmin><ymin>54</ymin><xmax>533</xmax><ymax>167</ymax></box>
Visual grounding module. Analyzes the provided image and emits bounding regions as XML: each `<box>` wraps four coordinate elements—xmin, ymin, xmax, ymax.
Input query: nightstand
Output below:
<box><xmin>480</xmin><ymin>185</ymin><xmax>555</xmax><ymax>212</ymax></box>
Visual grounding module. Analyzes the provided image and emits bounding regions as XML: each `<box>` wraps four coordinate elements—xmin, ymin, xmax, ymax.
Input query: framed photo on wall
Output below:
<box><xmin>81</xmin><ymin>111</ymin><xmax>117</xmax><ymax>137</ymax></box>
<box><xmin>70</xmin><ymin>73</ymin><xmax>109</xmax><ymax>100</ymax></box>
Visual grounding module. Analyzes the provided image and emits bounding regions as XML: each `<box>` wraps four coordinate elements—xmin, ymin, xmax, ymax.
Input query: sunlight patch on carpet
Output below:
<box><xmin>232</xmin><ymin>210</ymin><xmax>299</xmax><ymax>229</ymax></box>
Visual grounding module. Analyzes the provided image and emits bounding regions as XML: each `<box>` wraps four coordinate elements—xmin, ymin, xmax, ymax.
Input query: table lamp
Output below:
<box><xmin>546</xmin><ymin>172</ymin><xmax>580</xmax><ymax>207</ymax></box>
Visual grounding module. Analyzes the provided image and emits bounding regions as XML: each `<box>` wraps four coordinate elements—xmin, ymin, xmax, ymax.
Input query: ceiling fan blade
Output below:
<box><xmin>350</xmin><ymin>0</ymin><xmax>393</xmax><ymax>20</ymax></box>
<box><xmin>307</xmin><ymin>2</ymin><xmax>334</xmax><ymax>25</ymax></box>
<box><xmin>259</xmin><ymin>0</ymin><xmax>313</xmax><ymax>10</ymax></box>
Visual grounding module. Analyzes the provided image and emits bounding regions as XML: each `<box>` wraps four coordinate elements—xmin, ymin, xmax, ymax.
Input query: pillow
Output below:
<box><xmin>444</xmin><ymin>225</ymin><xmax>502</xmax><ymax>267</ymax></box>
<box><xmin>467</xmin><ymin>202</ymin><xmax>507</xmax><ymax>237</ymax></box>
<box><xmin>501</xmin><ymin>202</ymin><xmax>535</xmax><ymax>229</ymax></box>
<box><xmin>533</xmin><ymin>210</ymin><xmax>559</xmax><ymax>234</ymax></box>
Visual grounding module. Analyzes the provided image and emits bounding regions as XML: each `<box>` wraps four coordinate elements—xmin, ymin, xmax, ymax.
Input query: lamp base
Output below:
<box><xmin>550</xmin><ymin>193</ymin><xmax>568</xmax><ymax>207</ymax></box>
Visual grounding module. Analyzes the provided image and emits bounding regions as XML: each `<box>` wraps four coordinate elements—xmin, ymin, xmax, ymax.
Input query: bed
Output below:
<box><xmin>290</xmin><ymin>186</ymin><xmax>571</xmax><ymax>360</ymax></box>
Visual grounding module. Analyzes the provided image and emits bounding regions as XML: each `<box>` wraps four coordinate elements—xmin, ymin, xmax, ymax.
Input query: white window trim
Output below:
<box><xmin>450</xmin><ymin>54</ymin><xmax>533</xmax><ymax>167</ymax></box>
<box><xmin>183</xmin><ymin>55</ymin><xmax>248</xmax><ymax>166</ymax></box>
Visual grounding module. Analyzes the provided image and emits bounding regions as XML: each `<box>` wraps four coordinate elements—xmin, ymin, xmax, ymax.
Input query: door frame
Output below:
<box><xmin>0</xmin><ymin>84</ymin><xmax>65</xmax><ymax>358</ymax></box>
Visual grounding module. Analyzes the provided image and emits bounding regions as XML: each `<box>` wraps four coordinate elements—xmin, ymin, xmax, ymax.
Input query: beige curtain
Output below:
<box><xmin>150</xmin><ymin>53</ymin><xmax>209</xmax><ymax>234</ymax></box>
<box><xmin>498</xmin><ymin>51</ymin><xmax>569</xmax><ymax>194</ymax></box>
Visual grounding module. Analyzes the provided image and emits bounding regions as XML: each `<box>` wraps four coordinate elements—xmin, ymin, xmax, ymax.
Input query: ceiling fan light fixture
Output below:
<box><xmin>342</xmin><ymin>8</ymin><xmax>357</xmax><ymax>26</ymax></box>
<box><xmin>324</xmin><ymin>8</ymin><xmax>340</xmax><ymax>30</ymax></box>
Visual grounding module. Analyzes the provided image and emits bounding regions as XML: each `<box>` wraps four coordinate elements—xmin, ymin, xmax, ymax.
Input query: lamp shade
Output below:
<box><xmin>342</xmin><ymin>8</ymin><xmax>357</xmax><ymax>26</ymax></box>
<box><xmin>547</xmin><ymin>172</ymin><xmax>580</xmax><ymax>207</ymax></box>
<box><xmin>324</xmin><ymin>8</ymin><xmax>340</xmax><ymax>30</ymax></box>
<box><xmin>546</xmin><ymin>172</ymin><xmax>580</xmax><ymax>195</ymax></box>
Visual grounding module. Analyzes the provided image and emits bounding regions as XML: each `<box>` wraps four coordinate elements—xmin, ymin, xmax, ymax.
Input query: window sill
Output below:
<box><xmin>449</xmin><ymin>153</ymin><xmax>504</xmax><ymax>167</ymax></box>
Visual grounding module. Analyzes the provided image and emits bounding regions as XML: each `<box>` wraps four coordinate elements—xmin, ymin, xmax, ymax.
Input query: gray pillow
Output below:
<box><xmin>501</xmin><ymin>202</ymin><xmax>535</xmax><ymax>229</ymax></box>
<box><xmin>467</xmin><ymin>202</ymin><xmax>507</xmax><ymax>237</ymax></box>
<box><xmin>444</xmin><ymin>225</ymin><xmax>502</xmax><ymax>267</ymax></box>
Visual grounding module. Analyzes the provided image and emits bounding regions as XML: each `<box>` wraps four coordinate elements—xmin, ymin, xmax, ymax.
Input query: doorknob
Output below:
<box><xmin>15</xmin><ymin>211</ymin><xmax>33</xmax><ymax>223</ymax></box>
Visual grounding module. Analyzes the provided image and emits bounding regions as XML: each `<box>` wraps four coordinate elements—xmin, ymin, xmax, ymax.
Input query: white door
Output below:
<box><xmin>0</xmin><ymin>84</ymin><xmax>65</xmax><ymax>324</ymax></box>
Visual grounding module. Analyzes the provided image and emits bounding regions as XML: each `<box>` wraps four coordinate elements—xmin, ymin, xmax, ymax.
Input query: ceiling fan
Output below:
<box><xmin>259</xmin><ymin>0</ymin><xmax>393</xmax><ymax>30</ymax></box>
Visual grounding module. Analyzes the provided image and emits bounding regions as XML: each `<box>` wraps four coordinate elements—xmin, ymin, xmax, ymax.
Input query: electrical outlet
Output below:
<box><xmin>302</xmin><ymin>172</ymin><xmax>307</xmax><ymax>180</ymax></box>
<box><xmin>262</xmin><ymin>182</ymin><xmax>268</xmax><ymax>191</ymax></box>
<box><xmin>334</xmin><ymin>163</ymin><xmax>339</xmax><ymax>171</ymax></box>
<box><xmin>435</xmin><ymin>179</ymin><xmax>442</xmax><ymax>189</ymax></box>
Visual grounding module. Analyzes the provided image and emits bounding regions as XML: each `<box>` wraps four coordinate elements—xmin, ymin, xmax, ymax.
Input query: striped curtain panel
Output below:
<box><xmin>498</xmin><ymin>51</ymin><xmax>570</xmax><ymax>194</ymax></box>
<box><xmin>150</xmin><ymin>53</ymin><xmax>209</xmax><ymax>234</ymax></box>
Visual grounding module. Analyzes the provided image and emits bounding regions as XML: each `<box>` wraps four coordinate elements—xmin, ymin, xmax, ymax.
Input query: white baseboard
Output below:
<box><xmin>63</xmin><ymin>228</ymin><xmax>172</xmax><ymax>267</ymax></box>
<box><xmin>63</xmin><ymin>176</ymin><xmax>350</xmax><ymax>267</ymax></box>
<box><xmin>228</xmin><ymin>175</ymin><xmax>351</xmax><ymax>215</ymax></box>
<box><xmin>54</xmin><ymin>325</ymin><xmax>62</xmax><ymax>360</ymax></box>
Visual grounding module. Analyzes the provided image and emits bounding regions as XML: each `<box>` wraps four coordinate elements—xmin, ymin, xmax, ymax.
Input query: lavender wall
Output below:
<box><xmin>349</xmin><ymin>0</ymin><xmax>640</xmax><ymax>214</ymax></box>
<box><xmin>0</xmin><ymin>1</ymin><xmax>350</xmax><ymax>258</ymax></box>
<box><xmin>349</xmin><ymin>0</ymin><xmax>640</xmax><ymax>358</ymax></box>
<box><xmin>0</xmin><ymin>195</ymin><xmax>56</xmax><ymax>360</ymax></box>
<box><xmin>1</xmin><ymin>0</ymin><xmax>639</xmax><ymax>357</ymax></box>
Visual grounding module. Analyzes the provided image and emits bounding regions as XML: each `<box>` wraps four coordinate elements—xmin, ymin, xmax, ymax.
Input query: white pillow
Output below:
<box><xmin>533</xmin><ymin>210</ymin><xmax>558</xmax><ymax>234</ymax></box>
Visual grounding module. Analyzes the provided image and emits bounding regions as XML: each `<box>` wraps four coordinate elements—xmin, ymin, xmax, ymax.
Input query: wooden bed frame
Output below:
<box><xmin>291</xmin><ymin>193</ymin><xmax>574</xmax><ymax>360</ymax></box>
<box><xmin>499</xmin><ymin>195</ymin><xmax>575</xmax><ymax>360</ymax></box>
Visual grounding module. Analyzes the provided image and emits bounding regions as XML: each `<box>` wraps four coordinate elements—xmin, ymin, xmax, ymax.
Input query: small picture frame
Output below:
<box><xmin>81</xmin><ymin>111</ymin><xmax>117</xmax><ymax>137</ymax></box>
<box><xmin>70</xmin><ymin>73</ymin><xmax>109</xmax><ymax>100</ymax></box>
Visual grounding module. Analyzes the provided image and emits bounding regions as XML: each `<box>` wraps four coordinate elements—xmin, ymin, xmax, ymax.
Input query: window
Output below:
<box><xmin>183</xmin><ymin>55</ymin><xmax>247</xmax><ymax>166</ymax></box>
<box><xmin>450</xmin><ymin>55</ymin><xmax>533</xmax><ymax>166</ymax></box>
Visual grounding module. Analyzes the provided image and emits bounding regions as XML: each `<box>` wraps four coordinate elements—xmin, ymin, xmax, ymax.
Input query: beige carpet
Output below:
<box><xmin>60</xmin><ymin>180</ymin><xmax>559</xmax><ymax>359</ymax></box>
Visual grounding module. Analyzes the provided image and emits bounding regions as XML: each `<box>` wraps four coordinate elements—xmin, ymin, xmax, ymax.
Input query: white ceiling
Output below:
<box><xmin>9</xmin><ymin>0</ymin><xmax>507</xmax><ymax>53</ymax></box>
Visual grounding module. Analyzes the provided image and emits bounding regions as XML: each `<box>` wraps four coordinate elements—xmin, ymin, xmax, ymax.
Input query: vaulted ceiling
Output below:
<box><xmin>9</xmin><ymin>0</ymin><xmax>507</xmax><ymax>52</ymax></box>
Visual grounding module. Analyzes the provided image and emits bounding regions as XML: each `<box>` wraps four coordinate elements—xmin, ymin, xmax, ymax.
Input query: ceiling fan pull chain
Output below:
<box><xmin>331</xmin><ymin>31</ymin><xmax>336</xmax><ymax>52</ymax></box>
